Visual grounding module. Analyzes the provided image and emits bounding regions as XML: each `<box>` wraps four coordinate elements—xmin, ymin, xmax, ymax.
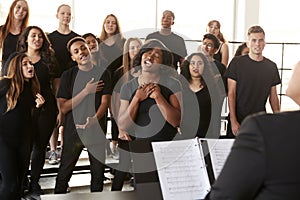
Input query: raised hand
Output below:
<box><xmin>35</xmin><ymin>93</ymin><xmax>45</xmax><ymax>108</ymax></box>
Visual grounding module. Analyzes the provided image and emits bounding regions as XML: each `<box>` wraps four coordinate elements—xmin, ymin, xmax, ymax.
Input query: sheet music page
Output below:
<box><xmin>204</xmin><ymin>139</ymin><xmax>235</xmax><ymax>179</ymax></box>
<box><xmin>152</xmin><ymin>138</ymin><xmax>211</xmax><ymax>200</ymax></box>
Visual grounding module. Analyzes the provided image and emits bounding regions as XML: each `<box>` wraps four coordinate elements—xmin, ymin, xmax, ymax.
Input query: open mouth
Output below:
<box><xmin>145</xmin><ymin>60</ymin><xmax>152</xmax><ymax>67</ymax></box>
<box><xmin>80</xmin><ymin>55</ymin><xmax>87</xmax><ymax>61</ymax></box>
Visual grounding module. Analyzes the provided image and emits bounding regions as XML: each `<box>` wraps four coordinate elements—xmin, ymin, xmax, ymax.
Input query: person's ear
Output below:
<box><xmin>71</xmin><ymin>55</ymin><xmax>75</xmax><ymax>62</ymax></box>
<box><xmin>246</xmin><ymin>41</ymin><xmax>250</xmax><ymax>48</ymax></box>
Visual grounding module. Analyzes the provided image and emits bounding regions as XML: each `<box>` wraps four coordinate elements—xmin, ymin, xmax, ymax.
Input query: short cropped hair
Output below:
<box><xmin>203</xmin><ymin>33</ymin><xmax>220</xmax><ymax>50</ymax></box>
<box><xmin>163</xmin><ymin>10</ymin><xmax>175</xmax><ymax>20</ymax></box>
<box><xmin>66</xmin><ymin>36</ymin><xmax>87</xmax><ymax>52</ymax></box>
<box><xmin>247</xmin><ymin>25</ymin><xmax>265</xmax><ymax>36</ymax></box>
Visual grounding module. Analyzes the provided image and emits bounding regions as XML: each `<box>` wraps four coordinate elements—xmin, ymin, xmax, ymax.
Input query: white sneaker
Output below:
<box><xmin>48</xmin><ymin>150</ymin><xmax>59</xmax><ymax>165</ymax></box>
<box><xmin>110</xmin><ymin>142</ymin><xmax>119</xmax><ymax>160</ymax></box>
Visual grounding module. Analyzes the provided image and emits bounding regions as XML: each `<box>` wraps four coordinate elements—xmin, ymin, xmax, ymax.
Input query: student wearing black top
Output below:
<box><xmin>0</xmin><ymin>0</ymin><xmax>29</xmax><ymax>71</ymax></box>
<box><xmin>180</xmin><ymin>52</ymin><xmax>212</xmax><ymax>138</ymax></box>
<box><xmin>16</xmin><ymin>25</ymin><xmax>59</xmax><ymax>195</ymax></box>
<box><xmin>98</xmin><ymin>14</ymin><xmax>126</xmax><ymax>157</ymax></box>
<box><xmin>54</xmin><ymin>37</ymin><xmax>112</xmax><ymax>194</ymax></box>
<box><xmin>118</xmin><ymin>39</ymin><xmax>181</xmax><ymax>142</ymax></box>
<box><xmin>206</xmin><ymin>20</ymin><xmax>229</xmax><ymax>67</ymax></box>
<box><xmin>225</xmin><ymin>26</ymin><xmax>280</xmax><ymax>137</ymax></box>
<box><xmin>110</xmin><ymin>37</ymin><xmax>143</xmax><ymax>191</ymax></box>
<box><xmin>0</xmin><ymin>53</ymin><xmax>44</xmax><ymax>199</ymax></box>
<box><xmin>146</xmin><ymin>10</ymin><xmax>187</xmax><ymax>70</ymax></box>
<box><xmin>47</xmin><ymin>4</ymin><xmax>80</xmax><ymax>165</ymax></box>
<box><xmin>205</xmin><ymin>60</ymin><xmax>300</xmax><ymax>200</ymax></box>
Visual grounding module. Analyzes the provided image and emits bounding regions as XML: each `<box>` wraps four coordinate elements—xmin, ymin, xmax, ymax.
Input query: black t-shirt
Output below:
<box><xmin>57</xmin><ymin>65</ymin><xmax>112</xmax><ymax>134</ymax></box>
<box><xmin>0</xmin><ymin>80</ymin><xmax>35</xmax><ymax>146</ymax></box>
<box><xmin>225</xmin><ymin>55</ymin><xmax>281</xmax><ymax>122</ymax></box>
<box><xmin>1</xmin><ymin>32</ymin><xmax>20</xmax><ymax>68</ymax></box>
<box><xmin>99</xmin><ymin>39</ymin><xmax>125</xmax><ymax>73</ymax></box>
<box><xmin>120</xmin><ymin>76</ymin><xmax>181</xmax><ymax>141</ymax></box>
<box><xmin>33</xmin><ymin>59</ymin><xmax>58</xmax><ymax>110</ymax></box>
<box><xmin>146</xmin><ymin>31</ymin><xmax>187</xmax><ymax>69</ymax></box>
<box><xmin>48</xmin><ymin>30</ymin><xmax>80</xmax><ymax>76</ymax></box>
<box><xmin>213</xmin><ymin>59</ymin><xmax>227</xmax><ymax>92</ymax></box>
<box><xmin>181</xmin><ymin>86</ymin><xmax>211</xmax><ymax>138</ymax></box>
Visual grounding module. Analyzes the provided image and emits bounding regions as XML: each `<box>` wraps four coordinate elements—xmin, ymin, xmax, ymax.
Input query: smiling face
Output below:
<box><xmin>27</xmin><ymin>28</ymin><xmax>43</xmax><ymax>51</ymax></box>
<box><xmin>247</xmin><ymin>32</ymin><xmax>265</xmax><ymax>56</ymax></box>
<box><xmin>70</xmin><ymin>40</ymin><xmax>91</xmax><ymax>66</ymax></box>
<box><xmin>104</xmin><ymin>16</ymin><xmax>117</xmax><ymax>36</ymax></box>
<box><xmin>85</xmin><ymin>35</ymin><xmax>99</xmax><ymax>53</ymax></box>
<box><xmin>129</xmin><ymin>40</ymin><xmax>141</xmax><ymax>60</ymax></box>
<box><xmin>189</xmin><ymin>55</ymin><xmax>204</xmax><ymax>78</ymax></box>
<box><xmin>22</xmin><ymin>56</ymin><xmax>34</xmax><ymax>81</ymax></box>
<box><xmin>202</xmin><ymin>38</ymin><xmax>217</xmax><ymax>57</ymax></box>
<box><xmin>141</xmin><ymin>47</ymin><xmax>163</xmax><ymax>73</ymax></box>
<box><xmin>13</xmin><ymin>0</ymin><xmax>28</xmax><ymax>21</ymax></box>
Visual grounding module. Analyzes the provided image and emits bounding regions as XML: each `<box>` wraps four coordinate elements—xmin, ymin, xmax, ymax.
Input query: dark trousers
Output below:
<box><xmin>111</xmin><ymin>117</ymin><xmax>119</xmax><ymax>141</ymax></box>
<box><xmin>222</xmin><ymin>114</ymin><xmax>236</xmax><ymax>139</ymax></box>
<box><xmin>0</xmin><ymin>137</ymin><xmax>31</xmax><ymax>200</ymax></box>
<box><xmin>111</xmin><ymin>139</ymin><xmax>132</xmax><ymax>191</ymax></box>
<box><xmin>30</xmin><ymin>107</ymin><xmax>57</xmax><ymax>187</ymax></box>
<box><xmin>54</xmin><ymin>131</ymin><xmax>106</xmax><ymax>194</ymax></box>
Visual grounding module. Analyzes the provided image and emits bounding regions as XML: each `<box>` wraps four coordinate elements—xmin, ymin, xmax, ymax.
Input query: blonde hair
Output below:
<box><xmin>56</xmin><ymin>4</ymin><xmax>71</xmax><ymax>13</ymax></box>
<box><xmin>99</xmin><ymin>14</ymin><xmax>125</xmax><ymax>49</ymax></box>
<box><xmin>1</xmin><ymin>53</ymin><xmax>40</xmax><ymax>112</ymax></box>
<box><xmin>121</xmin><ymin>37</ymin><xmax>143</xmax><ymax>82</ymax></box>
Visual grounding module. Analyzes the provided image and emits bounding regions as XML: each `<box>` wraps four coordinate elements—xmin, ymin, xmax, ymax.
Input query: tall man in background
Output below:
<box><xmin>225</xmin><ymin>25</ymin><xmax>281</xmax><ymax>137</ymax></box>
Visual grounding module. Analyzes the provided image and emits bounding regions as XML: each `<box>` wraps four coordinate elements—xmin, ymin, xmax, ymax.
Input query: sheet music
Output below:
<box><xmin>204</xmin><ymin>139</ymin><xmax>235</xmax><ymax>179</ymax></box>
<box><xmin>152</xmin><ymin>138</ymin><xmax>210</xmax><ymax>200</ymax></box>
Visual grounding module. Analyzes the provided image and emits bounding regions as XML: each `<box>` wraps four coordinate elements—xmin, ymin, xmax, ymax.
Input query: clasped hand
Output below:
<box><xmin>136</xmin><ymin>82</ymin><xmax>160</xmax><ymax>101</ymax></box>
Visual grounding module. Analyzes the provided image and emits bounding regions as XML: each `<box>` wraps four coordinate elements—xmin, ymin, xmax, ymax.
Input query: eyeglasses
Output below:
<box><xmin>202</xmin><ymin>43</ymin><xmax>213</xmax><ymax>49</ymax></box>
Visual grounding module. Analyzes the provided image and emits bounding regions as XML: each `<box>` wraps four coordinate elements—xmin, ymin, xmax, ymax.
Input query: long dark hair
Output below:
<box><xmin>180</xmin><ymin>52</ymin><xmax>210</xmax><ymax>88</ymax></box>
<box><xmin>1</xmin><ymin>53</ymin><xmax>40</xmax><ymax>112</ymax></box>
<box><xmin>17</xmin><ymin>26</ymin><xmax>57</xmax><ymax>75</ymax></box>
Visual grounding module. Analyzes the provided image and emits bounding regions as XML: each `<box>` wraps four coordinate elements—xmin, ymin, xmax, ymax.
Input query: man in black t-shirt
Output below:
<box><xmin>225</xmin><ymin>26</ymin><xmax>281</xmax><ymax>138</ymax></box>
<box><xmin>146</xmin><ymin>10</ymin><xmax>187</xmax><ymax>70</ymax></box>
<box><xmin>54</xmin><ymin>37</ymin><xmax>112</xmax><ymax>194</ymax></box>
